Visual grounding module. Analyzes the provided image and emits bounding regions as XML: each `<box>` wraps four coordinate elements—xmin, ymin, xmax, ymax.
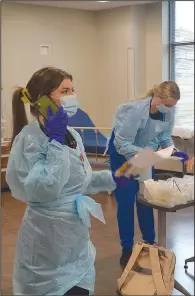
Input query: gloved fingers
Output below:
<box><xmin>121</xmin><ymin>175</ymin><xmax>131</xmax><ymax>180</ymax></box>
<box><xmin>181</xmin><ymin>153</ymin><xmax>189</xmax><ymax>161</ymax></box>
<box><xmin>51</xmin><ymin>106</ymin><xmax>66</xmax><ymax>119</ymax></box>
<box><xmin>112</xmin><ymin>174</ymin><xmax>134</xmax><ymax>189</ymax></box>
<box><xmin>172</xmin><ymin>151</ymin><xmax>183</xmax><ymax>157</ymax></box>
<box><xmin>181</xmin><ymin>157</ymin><xmax>189</xmax><ymax>163</ymax></box>
<box><xmin>46</xmin><ymin>107</ymin><xmax>69</xmax><ymax>126</ymax></box>
<box><xmin>113</xmin><ymin>171</ymin><xmax>139</xmax><ymax>180</ymax></box>
<box><xmin>58</xmin><ymin>107</ymin><xmax>68</xmax><ymax>117</ymax></box>
<box><xmin>121</xmin><ymin>174</ymin><xmax>139</xmax><ymax>180</ymax></box>
<box><xmin>180</xmin><ymin>156</ymin><xmax>188</xmax><ymax>163</ymax></box>
<box><xmin>173</xmin><ymin>151</ymin><xmax>184</xmax><ymax>157</ymax></box>
<box><xmin>57</xmin><ymin>106</ymin><xmax>64</xmax><ymax>115</ymax></box>
<box><xmin>172</xmin><ymin>151</ymin><xmax>189</xmax><ymax>163</ymax></box>
<box><xmin>177</xmin><ymin>153</ymin><xmax>188</xmax><ymax>162</ymax></box>
<box><xmin>47</xmin><ymin>105</ymin><xmax>54</xmax><ymax>119</ymax></box>
<box><xmin>182</xmin><ymin>155</ymin><xmax>189</xmax><ymax>163</ymax></box>
<box><xmin>56</xmin><ymin>107</ymin><xmax>69</xmax><ymax>122</ymax></box>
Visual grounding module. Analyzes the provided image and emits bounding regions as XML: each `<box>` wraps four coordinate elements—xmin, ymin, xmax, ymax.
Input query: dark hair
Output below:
<box><xmin>11</xmin><ymin>67</ymin><xmax>73</xmax><ymax>146</ymax></box>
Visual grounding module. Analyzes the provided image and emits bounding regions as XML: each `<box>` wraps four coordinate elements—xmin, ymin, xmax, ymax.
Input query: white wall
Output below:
<box><xmin>1</xmin><ymin>3</ymin><xmax>99</xmax><ymax>137</ymax></box>
<box><xmin>95</xmin><ymin>2</ymin><xmax>168</xmax><ymax>128</ymax></box>
<box><xmin>145</xmin><ymin>1</ymin><xmax>169</xmax><ymax>89</ymax></box>
<box><xmin>95</xmin><ymin>6</ymin><xmax>132</xmax><ymax>128</ymax></box>
<box><xmin>2</xmin><ymin>2</ymin><xmax>169</xmax><ymax>137</ymax></box>
<box><xmin>161</xmin><ymin>1</ymin><xmax>170</xmax><ymax>81</ymax></box>
<box><xmin>130</xmin><ymin>5</ymin><xmax>146</xmax><ymax>98</ymax></box>
<box><xmin>95</xmin><ymin>5</ymin><xmax>147</xmax><ymax>127</ymax></box>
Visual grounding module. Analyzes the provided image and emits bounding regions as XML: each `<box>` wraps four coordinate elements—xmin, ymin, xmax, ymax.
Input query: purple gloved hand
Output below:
<box><xmin>172</xmin><ymin>151</ymin><xmax>189</xmax><ymax>163</ymax></box>
<box><xmin>44</xmin><ymin>106</ymin><xmax>69</xmax><ymax>145</ymax></box>
<box><xmin>112</xmin><ymin>172</ymin><xmax>136</xmax><ymax>188</ymax></box>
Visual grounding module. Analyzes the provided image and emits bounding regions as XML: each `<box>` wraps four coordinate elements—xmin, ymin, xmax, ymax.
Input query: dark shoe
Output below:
<box><xmin>120</xmin><ymin>251</ymin><xmax>132</xmax><ymax>270</ymax></box>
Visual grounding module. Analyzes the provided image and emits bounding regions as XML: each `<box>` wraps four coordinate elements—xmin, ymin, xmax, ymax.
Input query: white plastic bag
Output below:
<box><xmin>166</xmin><ymin>176</ymin><xmax>194</xmax><ymax>202</ymax></box>
<box><xmin>144</xmin><ymin>177</ymin><xmax>193</xmax><ymax>207</ymax></box>
<box><xmin>138</xmin><ymin>168</ymin><xmax>152</xmax><ymax>195</ymax></box>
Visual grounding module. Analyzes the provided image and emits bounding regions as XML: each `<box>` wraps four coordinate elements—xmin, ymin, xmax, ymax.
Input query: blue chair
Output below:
<box><xmin>69</xmin><ymin>108</ymin><xmax>109</xmax><ymax>155</ymax></box>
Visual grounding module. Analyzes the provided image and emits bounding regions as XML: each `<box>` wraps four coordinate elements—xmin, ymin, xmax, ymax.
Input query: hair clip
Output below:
<box><xmin>21</xmin><ymin>88</ymin><xmax>32</xmax><ymax>105</ymax></box>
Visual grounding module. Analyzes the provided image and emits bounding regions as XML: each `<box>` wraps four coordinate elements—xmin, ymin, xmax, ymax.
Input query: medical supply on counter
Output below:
<box><xmin>144</xmin><ymin>176</ymin><xmax>194</xmax><ymax>207</ymax></box>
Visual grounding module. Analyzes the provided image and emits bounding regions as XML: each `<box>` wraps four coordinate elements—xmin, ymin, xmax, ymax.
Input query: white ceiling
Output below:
<box><xmin>14</xmin><ymin>1</ymin><xmax>156</xmax><ymax>11</ymax></box>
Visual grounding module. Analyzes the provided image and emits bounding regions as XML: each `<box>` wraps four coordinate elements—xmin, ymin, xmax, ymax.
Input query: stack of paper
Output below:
<box><xmin>116</xmin><ymin>146</ymin><xmax>181</xmax><ymax>178</ymax></box>
<box><xmin>130</xmin><ymin>146</ymin><xmax>180</xmax><ymax>169</ymax></box>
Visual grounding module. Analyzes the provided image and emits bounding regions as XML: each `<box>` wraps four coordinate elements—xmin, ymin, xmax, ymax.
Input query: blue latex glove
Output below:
<box><xmin>172</xmin><ymin>151</ymin><xmax>189</xmax><ymax>163</ymax></box>
<box><xmin>112</xmin><ymin>172</ymin><xmax>136</xmax><ymax>188</ymax></box>
<box><xmin>44</xmin><ymin>106</ymin><xmax>69</xmax><ymax>145</ymax></box>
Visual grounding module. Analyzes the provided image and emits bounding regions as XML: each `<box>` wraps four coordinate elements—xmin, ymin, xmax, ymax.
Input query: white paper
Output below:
<box><xmin>156</xmin><ymin>145</ymin><xmax>174</xmax><ymax>158</ymax></box>
<box><xmin>130</xmin><ymin>148</ymin><xmax>163</xmax><ymax>169</ymax></box>
<box><xmin>129</xmin><ymin>146</ymin><xmax>180</xmax><ymax>170</ymax></box>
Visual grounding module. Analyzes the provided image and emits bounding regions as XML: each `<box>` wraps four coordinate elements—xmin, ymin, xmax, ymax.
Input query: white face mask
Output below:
<box><xmin>60</xmin><ymin>94</ymin><xmax>78</xmax><ymax>117</ymax></box>
<box><xmin>156</xmin><ymin>104</ymin><xmax>172</xmax><ymax>114</ymax></box>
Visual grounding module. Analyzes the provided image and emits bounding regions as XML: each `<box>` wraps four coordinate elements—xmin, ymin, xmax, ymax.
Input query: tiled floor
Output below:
<box><xmin>2</xmin><ymin>191</ymin><xmax>194</xmax><ymax>295</ymax></box>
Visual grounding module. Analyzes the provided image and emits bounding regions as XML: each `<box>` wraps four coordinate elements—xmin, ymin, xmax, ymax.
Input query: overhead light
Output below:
<box><xmin>97</xmin><ymin>1</ymin><xmax>110</xmax><ymax>3</ymax></box>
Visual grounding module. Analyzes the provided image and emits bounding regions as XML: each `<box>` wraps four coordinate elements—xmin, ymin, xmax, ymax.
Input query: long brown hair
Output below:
<box><xmin>11</xmin><ymin>67</ymin><xmax>72</xmax><ymax>146</ymax></box>
<box><xmin>136</xmin><ymin>81</ymin><xmax>180</xmax><ymax>101</ymax></box>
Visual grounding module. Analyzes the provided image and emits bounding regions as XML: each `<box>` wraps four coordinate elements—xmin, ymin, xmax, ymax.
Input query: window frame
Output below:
<box><xmin>169</xmin><ymin>1</ymin><xmax>195</xmax><ymax>80</ymax></box>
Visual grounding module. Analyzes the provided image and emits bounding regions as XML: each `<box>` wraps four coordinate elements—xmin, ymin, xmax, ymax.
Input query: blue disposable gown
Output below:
<box><xmin>6</xmin><ymin>121</ymin><xmax>116</xmax><ymax>296</ymax></box>
<box><xmin>112</xmin><ymin>96</ymin><xmax>175</xmax><ymax>160</ymax></box>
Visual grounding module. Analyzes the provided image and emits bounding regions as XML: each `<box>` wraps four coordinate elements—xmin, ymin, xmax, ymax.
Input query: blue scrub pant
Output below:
<box><xmin>109</xmin><ymin>131</ymin><xmax>155</xmax><ymax>253</ymax></box>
